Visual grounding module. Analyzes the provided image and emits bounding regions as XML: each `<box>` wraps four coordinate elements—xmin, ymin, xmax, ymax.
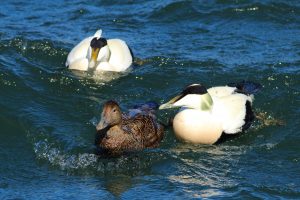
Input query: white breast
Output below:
<box><xmin>173</xmin><ymin>109</ymin><xmax>223</xmax><ymax>144</ymax></box>
<box><xmin>172</xmin><ymin>90</ymin><xmax>253</xmax><ymax>144</ymax></box>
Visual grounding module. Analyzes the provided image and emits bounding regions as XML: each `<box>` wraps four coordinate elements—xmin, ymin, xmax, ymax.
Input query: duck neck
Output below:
<box><xmin>111</xmin><ymin>117</ymin><xmax>123</xmax><ymax>130</ymax></box>
<box><xmin>99</xmin><ymin>46</ymin><xmax>111</xmax><ymax>62</ymax></box>
<box><xmin>200</xmin><ymin>93</ymin><xmax>213</xmax><ymax>111</ymax></box>
<box><xmin>88</xmin><ymin>47</ymin><xmax>111</xmax><ymax>69</ymax></box>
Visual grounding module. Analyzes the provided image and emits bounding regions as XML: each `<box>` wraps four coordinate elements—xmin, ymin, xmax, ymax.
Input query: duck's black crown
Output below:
<box><xmin>182</xmin><ymin>84</ymin><xmax>208</xmax><ymax>95</ymax></box>
<box><xmin>90</xmin><ymin>37</ymin><xmax>107</xmax><ymax>49</ymax></box>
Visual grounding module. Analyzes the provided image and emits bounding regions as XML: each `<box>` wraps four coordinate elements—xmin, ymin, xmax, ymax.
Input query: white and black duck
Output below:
<box><xmin>159</xmin><ymin>81</ymin><xmax>262</xmax><ymax>144</ymax></box>
<box><xmin>66</xmin><ymin>29</ymin><xmax>133</xmax><ymax>72</ymax></box>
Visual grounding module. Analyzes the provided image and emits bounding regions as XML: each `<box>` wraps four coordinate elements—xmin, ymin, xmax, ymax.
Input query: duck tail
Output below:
<box><xmin>128</xmin><ymin>101</ymin><xmax>159</xmax><ymax>117</ymax></box>
<box><xmin>129</xmin><ymin>46</ymin><xmax>135</xmax><ymax>62</ymax></box>
<box><xmin>94</xmin><ymin>29</ymin><xmax>102</xmax><ymax>39</ymax></box>
<box><xmin>133</xmin><ymin>101</ymin><xmax>159</xmax><ymax>111</ymax></box>
<box><xmin>227</xmin><ymin>80</ymin><xmax>262</xmax><ymax>95</ymax></box>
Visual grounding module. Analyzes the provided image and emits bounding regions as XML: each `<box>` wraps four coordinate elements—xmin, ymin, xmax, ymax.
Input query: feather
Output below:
<box><xmin>95</xmin><ymin>101</ymin><xmax>164</xmax><ymax>154</ymax></box>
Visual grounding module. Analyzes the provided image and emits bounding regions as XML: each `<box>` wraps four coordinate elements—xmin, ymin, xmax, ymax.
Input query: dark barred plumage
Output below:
<box><xmin>121</xmin><ymin>114</ymin><xmax>164</xmax><ymax>148</ymax></box>
<box><xmin>95</xmin><ymin>101</ymin><xmax>164</xmax><ymax>153</ymax></box>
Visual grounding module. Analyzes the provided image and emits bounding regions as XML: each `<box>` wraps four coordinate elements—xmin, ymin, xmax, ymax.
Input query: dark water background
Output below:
<box><xmin>0</xmin><ymin>0</ymin><xmax>299</xmax><ymax>199</ymax></box>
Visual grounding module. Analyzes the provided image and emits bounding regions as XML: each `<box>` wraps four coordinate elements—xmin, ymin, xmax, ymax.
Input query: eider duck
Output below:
<box><xmin>159</xmin><ymin>81</ymin><xmax>262</xmax><ymax>144</ymax></box>
<box><xmin>95</xmin><ymin>100</ymin><xmax>164</xmax><ymax>153</ymax></box>
<box><xmin>66</xmin><ymin>29</ymin><xmax>133</xmax><ymax>72</ymax></box>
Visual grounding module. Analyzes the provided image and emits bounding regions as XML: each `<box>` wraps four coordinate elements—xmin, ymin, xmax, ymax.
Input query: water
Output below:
<box><xmin>0</xmin><ymin>0</ymin><xmax>299</xmax><ymax>199</ymax></box>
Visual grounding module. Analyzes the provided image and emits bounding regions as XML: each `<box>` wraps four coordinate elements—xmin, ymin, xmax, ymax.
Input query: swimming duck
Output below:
<box><xmin>95</xmin><ymin>100</ymin><xmax>164</xmax><ymax>153</ymax></box>
<box><xmin>66</xmin><ymin>29</ymin><xmax>133</xmax><ymax>72</ymax></box>
<box><xmin>159</xmin><ymin>81</ymin><xmax>262</xmax><ymax>144</ymax></box>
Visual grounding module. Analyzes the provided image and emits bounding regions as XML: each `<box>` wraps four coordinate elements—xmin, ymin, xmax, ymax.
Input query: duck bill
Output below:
<box><xmin>89</xmin><ymin>47</ymin><xmax>100</xmax><ymax>68</ymax></box>
<box><xmin>96</xmin><ymin>118</ymin><xmax>108</xmax><ymax>131</ymax></box>
<box><xmin>159</xmin><ymin>95</ymin><xmax>182</xmax><ymax>110</ymax></box>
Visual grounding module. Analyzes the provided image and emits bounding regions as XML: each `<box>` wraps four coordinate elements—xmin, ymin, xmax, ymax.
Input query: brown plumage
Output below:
<box><xmin>95</xmin><ymin>100</ymin><xmax>164</xmax><ymax>153</ymax></box>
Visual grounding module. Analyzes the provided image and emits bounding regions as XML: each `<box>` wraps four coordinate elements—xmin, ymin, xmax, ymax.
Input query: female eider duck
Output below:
<box><xmin>66</xmin><ymin>29</ymin><xmax>133</xmax><ymax>72</ymax></box>
<box><xmin>159</xmin><ymin>81</ymin><xmax>262</xmax><ymax>144</ymax></box>
<box><xmin>95</xmin><ymin>100</ymin><xmax>164</xmax><ymax>153</ymax></box>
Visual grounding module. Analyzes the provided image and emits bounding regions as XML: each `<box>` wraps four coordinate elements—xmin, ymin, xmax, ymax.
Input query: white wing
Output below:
<box><xmin>212</xmin><ymin>93</ymin><xmax>252</xmax><ymax>134</ymax></box>
<box><xmin>208</xmin><ymin>86</ymin><xmax>236</xmax><ymax>98</ymax></box>
<box><xmin>65</xmin><ymin>36</ymin><xmax>92</xmax><ymax>67</ymax></box>
<box><xmin>106</xmin><ymin>39</ymin><xmax>132</xmax><ymax>71</ymax></box>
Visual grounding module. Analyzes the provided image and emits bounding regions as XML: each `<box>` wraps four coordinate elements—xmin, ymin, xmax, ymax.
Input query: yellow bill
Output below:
<box><xmin>91</xmin><ymin>47</ymin><xmax>100</xmax><ymax>62</ymax></box>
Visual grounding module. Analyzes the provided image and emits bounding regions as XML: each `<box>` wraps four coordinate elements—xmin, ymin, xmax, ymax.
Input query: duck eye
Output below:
<box><xmin>113</xmin><ymin>109</ymin><xmax>116</xmax><ymax>113</ymax></box>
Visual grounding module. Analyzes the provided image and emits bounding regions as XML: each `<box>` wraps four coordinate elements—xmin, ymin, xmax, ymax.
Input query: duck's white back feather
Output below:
<box><xmin>212</xmin><ymin>93</ymin><xmax>252</xmax><ymax>134</ymax></box>
<box><xmin>65</xmin><ymin>36</ymin><xmax>92</xmax><ymax>69</ymax></box>
<box><xmin>208</xmin><ymin>86</ymin><xmax>236</xmax><ymax>98</ymax></box>
<box><xmin>106</xmin><ymin>39</ymin><xmax>132</xmax><ymax>71</ymax></box>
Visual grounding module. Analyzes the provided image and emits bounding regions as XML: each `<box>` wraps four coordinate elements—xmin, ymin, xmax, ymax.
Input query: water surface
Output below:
<box><xmin>0</xmin><ymin>0</ymin><xmax>299</xmax><ymax>199</ymax></box>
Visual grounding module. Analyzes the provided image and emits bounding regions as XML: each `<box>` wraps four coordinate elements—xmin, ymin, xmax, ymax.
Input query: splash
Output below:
<box><xmin>30</xmin><ymin>131</ymin><xmax>164</xmax><ymax>176</ymax></box>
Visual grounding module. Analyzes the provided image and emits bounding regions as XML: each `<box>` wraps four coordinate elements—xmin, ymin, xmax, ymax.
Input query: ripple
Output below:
<box><xmin>149</xmin><ymin>1</ymin><xmax>201</xmax><ymax>22</ymax></box>
<box><xmin>1</xmin><ymin>0</ymin><xmax>300</xmax><ymax>198</ymax></box>
<box><xmin>29</xmin><ymin>126</ymin><xmax>169</xmax><ymax>176</ymax></box>
<box><xmin>0</xmin><ymin>37</ymin><xmax>67</xmax><ymax>68</ymax></box>
<box><xmin>149</xmin><ymin>2</ymin><xmax>300</xmax><ymax>24</ymax></box>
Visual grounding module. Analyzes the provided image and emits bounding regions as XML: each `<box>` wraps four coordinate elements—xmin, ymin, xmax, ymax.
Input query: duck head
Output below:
<box><xmin>159</xmin><ymin>84</ymin><xmax>213</xmax><ymax>110</ymax></box>
<box><xmin>97</xmin><ymin>100</ymin><xmax>122</xmax><ymax>131</ymax></box>
<box><xmin>88</xmin><ymin>37</ymin><xmax>110</xmax><ymax>69</ymax></box>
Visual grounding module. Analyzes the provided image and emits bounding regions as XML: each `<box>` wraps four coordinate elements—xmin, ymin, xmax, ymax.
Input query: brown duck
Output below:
<box><xmin>95</xmin><ymin>100</ymin><xmax>164</xmax><ymax>153</ymax></box>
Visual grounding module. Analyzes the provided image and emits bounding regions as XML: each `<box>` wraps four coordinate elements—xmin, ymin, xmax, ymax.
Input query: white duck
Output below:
<box><xmin>65</xmin><ymin>29</ymin><xmax>133</xmax><ymax>72</ymax></box>
<box><xmin>159</xmin><ymin>81</ymin><xmax>261</xmax><ymax>144</ymax></box>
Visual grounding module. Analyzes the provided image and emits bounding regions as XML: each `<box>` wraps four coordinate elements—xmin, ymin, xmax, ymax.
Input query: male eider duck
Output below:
<box><xmin>66</xmin><ymin>29</ymin><xmax>133</xmax><ymax>72</ymax></box>
<box><xmin>159</xmin><ymin>81</ymin><xmax>262</xmax><ymax>144</ymax></box>
<box><xmin>95</xmin><ymin>100</ymin><xmax>164</xmax><ymax>153</ymax></box>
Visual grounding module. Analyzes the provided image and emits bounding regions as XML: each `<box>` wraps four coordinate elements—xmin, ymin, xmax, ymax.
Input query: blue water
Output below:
<box><xmin>0</xmin><ymin>0</ymin><xmax>299</xmax><ymax>199</ymax></box>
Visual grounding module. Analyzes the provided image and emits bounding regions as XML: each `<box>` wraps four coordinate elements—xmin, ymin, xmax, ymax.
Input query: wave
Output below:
<box><xmin>0</xmin><ymin>37</ymin><xmax>68</xmax><ymax>68</ymax></box>
<box><xmin>30</xmin><ymin>130</ymin><xmax>168</xmax><ymax>176</ymax></box>
<box><xmin>149</xmin><ymin>1</ymin><xmax>202</xmax><ymax>22</ymax></box>
<box><xmin>0</xmin><ymin>37</ymin><xmax>130</xmax><ymax>87</ymax></box>
<box><xmin>149</xmin><ymin>1</ymin><xmax>300</xmax><ymax>24</ymax></box>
